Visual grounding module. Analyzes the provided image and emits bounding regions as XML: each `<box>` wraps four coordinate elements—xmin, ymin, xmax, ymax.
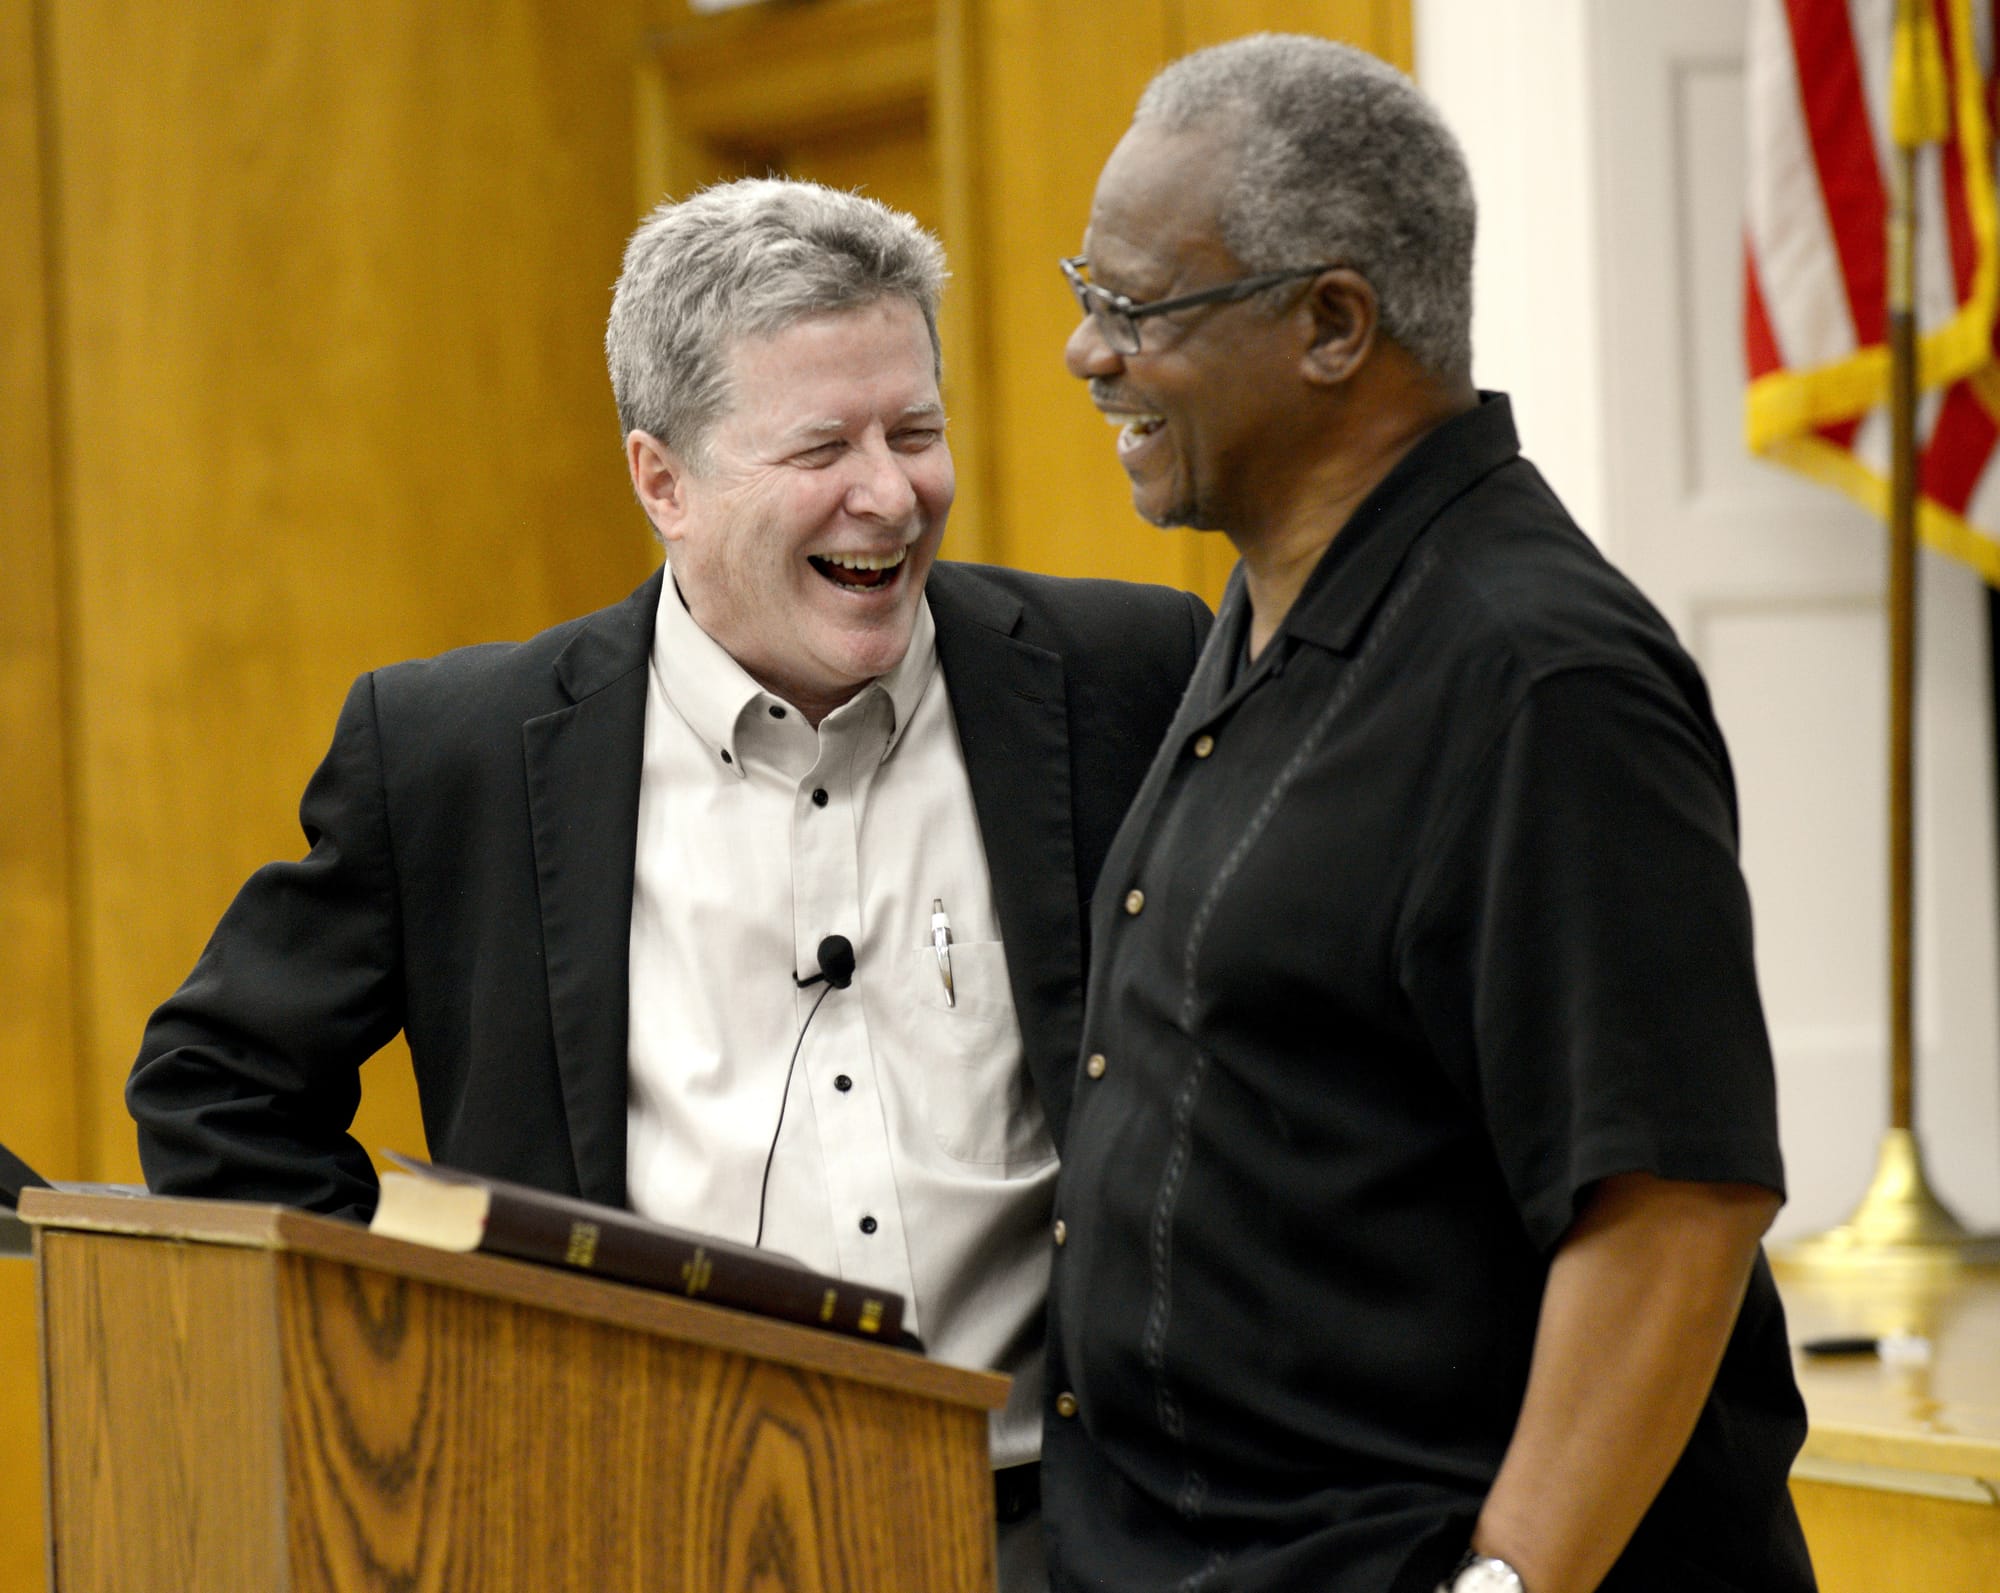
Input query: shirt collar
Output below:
<box><xmin>873</xmin><ymin>594</ymin><xmax>937</xmax><ymax>754</ymax></box>
<box><xmin>1280</xmin><ymin>391</ymin><xmax>1522</xmax><ymax>656</ymax></box>
<box><xmin>651</xmin><ymin>571</ymin><xmax>938</xmax><ymax>773</ymax></box>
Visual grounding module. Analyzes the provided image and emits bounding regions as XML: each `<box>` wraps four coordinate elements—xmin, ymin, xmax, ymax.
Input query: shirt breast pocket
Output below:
<box><xmin>902</xmin><ymin>942</ymin><xmax>1053</xmax><ymax>1168</ymax></box>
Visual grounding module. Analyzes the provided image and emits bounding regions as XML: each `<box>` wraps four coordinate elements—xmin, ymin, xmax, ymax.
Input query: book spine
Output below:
<box><xmin>476</xmin><ymin>1189</ymin><xmax>904</xmax><ymax>1342</ymax></box>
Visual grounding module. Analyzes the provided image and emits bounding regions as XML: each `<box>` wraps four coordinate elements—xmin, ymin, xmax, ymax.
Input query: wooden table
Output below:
<box><xmin>1777</xmin><ymin>1263</ymin><xmax>2000</xmax><ymax>1590</ymax></box>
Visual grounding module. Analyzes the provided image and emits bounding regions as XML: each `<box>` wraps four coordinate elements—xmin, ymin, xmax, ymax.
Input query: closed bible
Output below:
<box><xmin>369</xmin><ymin>1154</ymin><xmax>906</xmax><ymax>1344</ymax></box>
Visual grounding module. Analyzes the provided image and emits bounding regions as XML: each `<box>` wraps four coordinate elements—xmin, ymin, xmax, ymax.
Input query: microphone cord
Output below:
<box><xmin>753</xmin><ymin>980</ymin><xmax>837</xmax><ymax>1249</ymax></box>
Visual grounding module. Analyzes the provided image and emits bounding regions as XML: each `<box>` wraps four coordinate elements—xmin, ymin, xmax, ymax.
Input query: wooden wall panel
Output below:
<box><xmin>780</xmin><ymin>116</ymin><xmax>942</xmax><ymax>242</ymax></box>
<box><xmin>1</xmin><ymin>0</ymin><xmax>78</xmax><ymax>1182</ymax></box>
<box><xmin>2</xmin><ymin>3</ymin><xmax>76</xmax><ymax>1588</ymax></box>
<box><xmin>971</xmin><ymin>0</ymin><xmax>1179</xmax><ymax>589</ymax></box>
<box><xmin>10</xmin><ymin>5</ymin><xmax>657</xmax><ymax>1583</ymax></box>
<box><xmin>42</xmin><ymin>0</ymin><xmax>656</xmax><ymax>1183</ymax></box>
<box><xmin>1183</xmin><ymin>0</ymin><xmax>1413</xmax><ymax>65</ymax></box>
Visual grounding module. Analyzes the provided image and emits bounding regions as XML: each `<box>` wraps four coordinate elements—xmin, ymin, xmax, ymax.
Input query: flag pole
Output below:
<box><xmin>1778</xmin><ymin>0</ymin><xmax>2000</xmax><ymax>1276</ymax></box>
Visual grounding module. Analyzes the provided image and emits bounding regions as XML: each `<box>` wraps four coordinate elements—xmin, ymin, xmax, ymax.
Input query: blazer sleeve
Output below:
<box><xmin>126</xmin><ymin>673</ymin><xmax>406</xmax><ymax>1220</ymax></box>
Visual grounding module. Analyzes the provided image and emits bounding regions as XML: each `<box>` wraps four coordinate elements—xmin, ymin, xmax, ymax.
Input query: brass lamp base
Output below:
<box><xmin>1774</xmin><ymin>1128</ymin><xmax>2000</xmax><ymax>1278</ymax></box>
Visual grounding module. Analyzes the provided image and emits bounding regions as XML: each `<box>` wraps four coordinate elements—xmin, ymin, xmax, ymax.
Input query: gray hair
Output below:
<box><xmin>1135</xmin><ymin>35</ymin><xmax>1474</xmax><ymax>378</ymax></box>
<box><xmin>606</xmin><ymin>178</ymin><xmax>947</xmax><ymax>466</ymax></box>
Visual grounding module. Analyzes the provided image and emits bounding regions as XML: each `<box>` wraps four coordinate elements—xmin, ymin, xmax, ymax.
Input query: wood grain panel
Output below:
<box><xmin>777</xmin><ymin>113</ymin><xmax>941</xmax><ymax>237</ymax></box>
<box><xmin>42</xmin><ymin>0</ymin><xmax>656</xmax><ymax>1185</ymax></box>
<box><xmin>2</xmin><ymin>5</ymin><xmax>78</xmax><ymax>1587</ymax></box>
<box><xmin>274</xmin><ymin>1253</ymin><xmax>993</xmax><ymax>1592</ymax></box>
<box><xmin>22</xmin><ymin>1187</ymin><xmax>1009</xmax><ymax>1408</ymax></box>
<box><xmin>0</xmin><ymin>0</ymin><xmax>78</xmax><ymax>1176</ymax></box>
<box><xmin>39</xmin><ymin>1231</ymin><xmax>286</xmax><ymax>1592</ymax></box>
<box><xmin>1791</xmin><ymin>1478</ymin><xmax>2000</xmax><ymax>1592</ymax></box>
<box><xmin>1181</xmin><ymin>0</ymin><xmax>1413</xmax><ymax>67</ymax></box>
<box><xmin>974</xmin><ymin>0</ymin><xmax>1183</xmax><ymax>588</ymax></box>
<box><xmin>934</xmin><ymin>0</ymin><xmax>997</xmax><ymax>566</ymax></box>
<box><xmin>649</xmin><ymin>0</ymin><xmax>935</xmax><ymax>149</ymax></box>
<box><xmin>31</xmin><ymin>1204</ymin><xmax>996</xmax><ymax>1593</ymax></box>
<box><xmin>0</xmin><ymin>1263</ymin><xmax>48</xmax><ymax>1593</ymax></box>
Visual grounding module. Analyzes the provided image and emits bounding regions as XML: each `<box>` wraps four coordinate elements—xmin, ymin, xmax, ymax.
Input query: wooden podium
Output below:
<box><xmin>21</xmin><ymin>1189</ymin><xmax>1008</xmax><ymax>1592</ymax></box>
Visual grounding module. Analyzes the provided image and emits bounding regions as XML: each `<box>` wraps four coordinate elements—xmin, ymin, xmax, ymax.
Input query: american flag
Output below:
<box><xmin>1745</xmin><ymin>0</ymin><xmax>2000</xmax><ymax>582</ymax></box>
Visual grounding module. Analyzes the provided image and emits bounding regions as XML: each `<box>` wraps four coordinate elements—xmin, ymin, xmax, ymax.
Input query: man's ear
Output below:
<box><xmin>1299</xmin><ymin>268</ymin><xmax>1378</xmax><ymax>386</ymax></box>
<box><xmin>626</xmin><ymin>430</ymin><xmax>694</xmax><ymax>544</ymax></box>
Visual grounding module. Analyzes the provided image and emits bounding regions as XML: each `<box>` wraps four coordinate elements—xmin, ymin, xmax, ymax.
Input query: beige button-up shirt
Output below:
<box><xmin>627</xmin><ymin>574</ymin><xmax>1058</xmax><ymax>1465</ymax></box>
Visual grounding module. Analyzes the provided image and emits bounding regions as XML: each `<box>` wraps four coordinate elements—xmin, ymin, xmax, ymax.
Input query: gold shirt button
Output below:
<box><xmin>1193</xmin><ymin>733</ymin><xmax>1215</xmax><ymax>758</ymax></box>
<box><xmin>1123</xmin><ymin>888</ymin><xmax>1145</xmax><ymax>915</ymax></box>
<box><xmin>1085</xmin><ymin>1053</ymin><xmax>1107</xmax><ymax>1079</ymax></box>
<box><xmin>1052</xmin><ymin>1219</ymin><xmax>1067</xmax><ymax>1246</ymax></box>
<box><xmin>1055</xmin><ymin>1392</ymin><xmax>1079</xmax><ymax>1418</ymax></box>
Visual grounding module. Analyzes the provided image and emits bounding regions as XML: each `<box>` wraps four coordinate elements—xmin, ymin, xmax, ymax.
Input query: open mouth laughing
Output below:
<box><xmin>1107</xmin><ymin>410</ymin><xmax>1166</xmax><ymax>454</ymax></box>
<box><xmin>808</xmin><ymin>546</ymin><xmax>910</xmax><ymax>591</ymax></box>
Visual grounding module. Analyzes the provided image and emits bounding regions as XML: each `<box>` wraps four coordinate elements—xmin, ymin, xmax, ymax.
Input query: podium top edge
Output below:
<box><xmin>19</xmin><ymin>1188</ymin><xmax>1010</xmax><ymax>1410</ymax></box>
<box><xmin>17</xmin><ymin>1187</ymin><xmax>310</xmax><ymax>1247</ymax></box>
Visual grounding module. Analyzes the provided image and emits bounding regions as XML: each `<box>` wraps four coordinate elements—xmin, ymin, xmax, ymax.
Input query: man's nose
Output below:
<box><xmin>846</xmin><ymin>438</ymin><xmax>920</xmax><ymax>520</ymax></box>
<box><xmin>1065</xmin><ymin>313</ymin><xmax>1122</xmax><ymax>379</ymax></box>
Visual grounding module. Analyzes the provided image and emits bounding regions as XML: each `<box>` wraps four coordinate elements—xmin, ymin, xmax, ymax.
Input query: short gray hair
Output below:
<box><xmin>606</xmin><ymin>178</ymin><xmax>947</xmax><ymax>466</ymax></box>
<box><xmin>1135</xmin><ymin>35</ymin><xmax>1474</xmax><ymax>378</ymax></box>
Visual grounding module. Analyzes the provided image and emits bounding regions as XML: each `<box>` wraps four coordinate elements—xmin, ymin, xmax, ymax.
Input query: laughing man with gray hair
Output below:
<box><xmin>129</xmin><ymin>177</ymin><xmax>1209</xmax><ymax>1593</ymax></box>
<box><xmin>1043</xmin><ymin>36</ymin><xmax>1815</xmax><ymax>1593</ymax></box>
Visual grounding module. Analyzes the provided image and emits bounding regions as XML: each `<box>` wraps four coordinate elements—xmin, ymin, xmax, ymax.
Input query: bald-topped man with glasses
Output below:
<box><xmin>1040</xmin><ymin>36</ymin><xmax>1816</xmax><ymax>1593</ymax></box>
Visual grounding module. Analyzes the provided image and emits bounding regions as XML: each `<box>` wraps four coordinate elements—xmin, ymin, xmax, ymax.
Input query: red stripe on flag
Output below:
<box><xmin>1921</xmin><ymin>381</ymin><xmax>1999</xmax><ymax>511</ymax></box>
<box><xmin>1745</xmin><ymin>242</ymin><xmax>1786</xmax><ymax>380</ymax></box>
<box><xmin>1785</xmin><ymin>0</ymin><xmax>1889</xmax><ymax>347</ymax></box>
<box><xmin>1820</xmin><ymin>416</ymin><xmax>1864</xmax><ymax>450</ymax></box>
<box><xmin>1933</xmin><ymin>0</ymin><xmax>1979</xmax><ymax>298</ymax></box>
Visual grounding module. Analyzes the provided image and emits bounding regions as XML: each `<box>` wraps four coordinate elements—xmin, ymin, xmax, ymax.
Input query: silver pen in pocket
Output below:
<box><xmin>931</xmin><ymin>898</ymin><xmax>954</xmax><ymax>1006</ymax></box>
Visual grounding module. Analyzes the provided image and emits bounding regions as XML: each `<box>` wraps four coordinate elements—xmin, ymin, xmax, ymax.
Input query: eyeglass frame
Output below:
<box><xmin>1060</xmin><ymin>255</ymin><xmax>1341</xmax><ymax>355</ymax></box>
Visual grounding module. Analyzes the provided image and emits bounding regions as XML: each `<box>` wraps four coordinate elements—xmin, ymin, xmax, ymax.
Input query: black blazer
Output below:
<box><xmin>129</xmin><ymin>562</ymin><xmax>1211</xmax><ymax>1220</ymax></box>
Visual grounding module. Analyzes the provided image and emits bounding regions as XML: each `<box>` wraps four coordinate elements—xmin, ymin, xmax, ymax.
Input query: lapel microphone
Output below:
<box><xmin>794</xmin><ymin>935</ymin><xmax>856</xmax><ymax>991</ymax></box>
<box><xmin>757</xmin><ymin>934</ymin><xmax>858</xmax><ymax>1246</ymax></box>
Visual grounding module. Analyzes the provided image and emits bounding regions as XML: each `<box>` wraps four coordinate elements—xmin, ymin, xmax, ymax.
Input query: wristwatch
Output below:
<box><xmin>1437</xmin><ymin>1551</ymin><xmax>1528</xmax><ymax>1593</ymax></box>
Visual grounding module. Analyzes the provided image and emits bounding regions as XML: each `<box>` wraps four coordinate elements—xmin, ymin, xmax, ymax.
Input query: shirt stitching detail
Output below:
<box><xmin>1173</xmin><ymin>1548</ymin><xmax>1228</xmax><ymax>1592</ymax></box>
<box><xmin>1137</xmin><ymin>540</ymin><xmax>1443</xmax><ymax>1528</ymax></box>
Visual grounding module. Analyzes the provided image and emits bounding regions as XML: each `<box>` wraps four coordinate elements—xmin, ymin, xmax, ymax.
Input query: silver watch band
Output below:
<box><xmin>1438</xmin><ymin>1552</ymin><xmax>1528</xmax><ymax>1593</ymax></box>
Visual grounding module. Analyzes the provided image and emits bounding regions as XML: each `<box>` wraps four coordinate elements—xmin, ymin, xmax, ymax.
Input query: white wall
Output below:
<box><xmin>1415</xmin><ymin>0</ymin><xmax>1605</xmax><ymax>538</ymax></box>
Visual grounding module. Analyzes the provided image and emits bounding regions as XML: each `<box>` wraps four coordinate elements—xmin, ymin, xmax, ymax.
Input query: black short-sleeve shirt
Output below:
<box><xmin>1044</xmin><ymin>396</ymin><xmax>1814</xmax><ymax>1593</ymax></box>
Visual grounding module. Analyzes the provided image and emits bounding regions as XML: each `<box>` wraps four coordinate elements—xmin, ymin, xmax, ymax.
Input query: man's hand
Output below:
<box><xmin>1469</xmin><ymin>1170</ymin><xmax>1780</xmax><ymax>1593</ymax></box>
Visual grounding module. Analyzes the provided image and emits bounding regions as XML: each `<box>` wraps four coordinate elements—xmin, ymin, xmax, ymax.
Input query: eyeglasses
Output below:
<box><xmin>1060</xmin><ymin>255</ymin><xmax>1339</xmax><ymax>355</ymax></box>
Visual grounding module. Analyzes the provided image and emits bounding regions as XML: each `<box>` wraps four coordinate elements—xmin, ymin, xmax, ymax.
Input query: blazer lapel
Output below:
<box><xmin>523</xmin><ymin>570</ymin><xmax>660</xmax><ymax>1207</ymax></box>
<box><xmin>927</xmin><ymin>567</ymin><xmax>1085</xmax><ymax>1143</ymax></box>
